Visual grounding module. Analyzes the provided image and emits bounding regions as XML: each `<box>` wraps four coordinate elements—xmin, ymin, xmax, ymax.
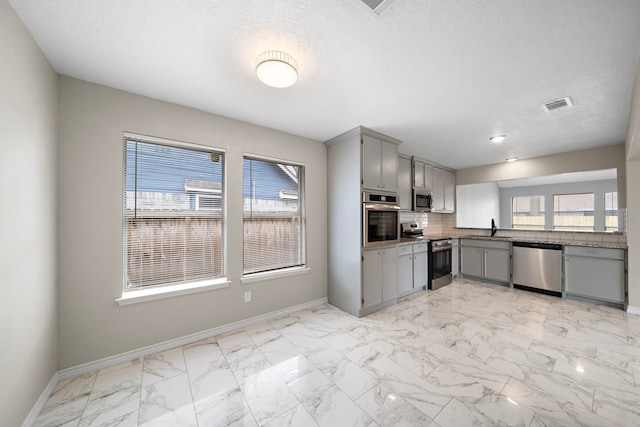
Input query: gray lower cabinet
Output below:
<box><xmin>397</xmin><ymin>245</ymin><xmax>413</xmax><ymax>295</ymax></box>
<box><xmin>484</xmin><ymin>248</ymin><xmax>511</xmax><ymax>282</ymax></box>
<box><xmin>564</xmin><ymin>246</ymin><xmax>625</xmax><ymax>304</ymax></box>
<box><xmin>397</xmin><ymin>243</ymin><xmax>428</xmax><ymax>297</ymax></box>
<box><xmin>460</xmin><ymin>239</ymin><xmax>510</xmax><ymax>283</ymax></box>
<box><xmin>363</xmin><ymin>247</ymin><xmax>397</xmax><ymax>309</ymax></box>
<box><xmin>413</xmin><ymin>243</ymin><xmax>428</xmax><ymax>290</ymax></box>
<box><xmin>461</xmin><ymin>246</ymin><xmax>483</xmax><ymax>277</ymax></box>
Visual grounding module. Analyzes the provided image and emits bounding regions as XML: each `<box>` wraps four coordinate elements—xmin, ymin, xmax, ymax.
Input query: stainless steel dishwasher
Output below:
<box><xmin>512</xmin><ymin>241</ymin><xmax>563</xmax><ymax>296</ymax></box>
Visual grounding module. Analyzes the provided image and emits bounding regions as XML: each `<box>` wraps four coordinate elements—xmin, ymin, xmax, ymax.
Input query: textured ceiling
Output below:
<box><xmin>9</xmin><ymin>0</ymin><xmax>640</xmax><ymax>169</ymax></box>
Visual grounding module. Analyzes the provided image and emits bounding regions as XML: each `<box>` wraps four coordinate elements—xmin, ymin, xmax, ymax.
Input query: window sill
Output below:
<box><xmin>241</xmin><ymin>267</ymin><xmax>310</xmax><ymax>284</ymax></box>
<box><xmin>116</xmin><ymin>278</ymin><xmax>231</xmax><ymax>306</ymax></box>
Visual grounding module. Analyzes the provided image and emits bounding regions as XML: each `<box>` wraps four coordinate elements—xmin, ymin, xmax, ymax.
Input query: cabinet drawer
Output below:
<box><xmin>461</xmin><ymin>239</ymin><xmax>511</xmax><ymax>250</ymax></box>
<box><xmin>413</xmin><ymin>243</ymin><xmax>428</xmax><ymax>253</ymax></box>
<box><xmin>398</xmin><ymin>245</ymin><xmax>412</xmax><ymax>256</ymax></box>
<box><xmin>564</xmin><ymin>245</ymin><xmax>625</xmax><ymax>260</ymax></box>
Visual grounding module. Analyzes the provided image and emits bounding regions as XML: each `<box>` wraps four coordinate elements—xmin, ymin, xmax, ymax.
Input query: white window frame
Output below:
<box><xmin>553</xmin><ymin>192</ymin><xmax>595</xmax><ymax>232</ymax></box>
<box><xmin>118</xmin><ymin>132</ymin><xmax>228</xmax><ymax>305</ymax></box>
<box><xmin>511</xmin><ymin>195</ymin><xmax>546</xmax><ymax>230</ymax></box>
<box><xmin>241</xmin><ymin>154</ymin><xmax>308</xmax><ymax>283</ymax></box>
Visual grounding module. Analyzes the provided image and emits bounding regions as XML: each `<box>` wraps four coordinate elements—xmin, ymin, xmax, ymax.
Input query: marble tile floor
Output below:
<box><xmin>34</xmin><ymin>278</ymin><xmax>640</xmax><ymax>427</ymax></box>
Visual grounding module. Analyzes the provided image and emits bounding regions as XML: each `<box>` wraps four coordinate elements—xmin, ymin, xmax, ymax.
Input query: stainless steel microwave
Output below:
<box><xmin>413</xmin><ymin>188</ymin><xmax>433</xmax><ymax>212</ymax></box>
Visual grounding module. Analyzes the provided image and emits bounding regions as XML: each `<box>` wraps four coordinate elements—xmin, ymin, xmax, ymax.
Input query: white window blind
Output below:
<box><xmin>243</xmin><ymin>156</ymin><xmax>305</xmax><ymax>275</ymax></box>
<box><xmin>123</xmin><ymin>137</ymin><xmax>225</xmax><ymax>289</ymax></box>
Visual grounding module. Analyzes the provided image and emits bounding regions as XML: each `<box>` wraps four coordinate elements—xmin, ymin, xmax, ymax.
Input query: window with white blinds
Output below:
<box><xmin>123</xmin><ymin>136</ymin><xmax>225</xmax><ymax>290</ymax></box>
<box><xmin>243</xmin><ymin>156</ymin><xmax>305</xmax><ymax>275</ymax></box>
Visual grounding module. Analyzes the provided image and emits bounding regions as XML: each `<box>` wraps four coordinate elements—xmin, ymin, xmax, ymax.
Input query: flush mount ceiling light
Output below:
<box><xmin>489</xmin><ymin>135</ymin><xmax>506</xmax><ymax>143</ymax></box>
<box><xmin>505</xmin><ymin>157</ymin><xmax>518</xmax><ymax>162</ymax></box>
<box><xmin>255</xmin><ymin>51</ymin><xmax>298</xmax><ymax>88</ymax></box>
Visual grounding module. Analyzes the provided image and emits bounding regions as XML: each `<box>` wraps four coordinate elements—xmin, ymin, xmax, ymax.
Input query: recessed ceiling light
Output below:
<box><xmin>505</xmin><ymin>157</ymin><xmax>518</xmax><ymax>162</ymax></box>
<box><xmin>489</xmin><ymin>135</ymin><xmax>506</xmax><ymax>143</ymax></box>
<box><xmin>255</xmin><ymin>51</ymin><xmax>298</xmax><ymax>88</ymax></box>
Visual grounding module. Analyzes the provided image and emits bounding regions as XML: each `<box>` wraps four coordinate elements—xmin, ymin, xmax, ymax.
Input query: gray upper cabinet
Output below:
<box><xmin>413</xmin><ymin>160</ymin><xmax>433</xmax><ymax>190</ymax></box>
<box><xmin>432</xmin><ymin>167</ymin><xmax>455</xmax><ymax>212</ymax></box>
<box><xmin>362</xmin><ymin>135</ymin><xmax>398</xmax><ymax>192</ymax></box>
<box><xmin>398</xmin><ymin>156</ymin><xmax>412</xmax><ymax>210</ymax></box>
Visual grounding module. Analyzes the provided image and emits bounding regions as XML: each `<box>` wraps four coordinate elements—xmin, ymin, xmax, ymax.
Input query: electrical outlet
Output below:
<box><xmin>244</xmin><ymin>290</ymin><xmax>251</xmax><ymax>303</ymax></box>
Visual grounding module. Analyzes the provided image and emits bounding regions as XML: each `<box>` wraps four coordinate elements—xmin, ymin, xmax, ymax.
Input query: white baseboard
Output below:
<box><xmin>627</xmin><ymin>305</ymin><xmax>640</xmax><ymax>316</ymax></box>
<box><xmin>58</xmin><ymin>297</ymin><xmax>328</xmax><ymax>380</ymax></box>
<box><xmin>21</xmin><ymin>372</ymin><xmax>59</xmax><ymax>427</ymax></box>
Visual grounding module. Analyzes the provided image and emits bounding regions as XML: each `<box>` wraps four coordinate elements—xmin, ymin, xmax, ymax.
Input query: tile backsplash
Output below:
<box><xmin>399</xmin><ymin>211</ymin><xmax>456</xmax><ymax>235</ymax></box>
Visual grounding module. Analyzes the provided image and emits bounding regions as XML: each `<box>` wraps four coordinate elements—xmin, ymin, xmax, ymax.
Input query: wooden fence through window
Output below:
<box><xmin>126</xmin><ymin>216</ymin><xmax>300</xmax><ymax>288</ymax></box>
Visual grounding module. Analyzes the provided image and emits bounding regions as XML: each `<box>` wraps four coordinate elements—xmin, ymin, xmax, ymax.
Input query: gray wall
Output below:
<box><xmin>57</xmin><ymin>76</ymin><xmax>327</xmax><ymax>369</ymax></box>
<box><xmin>456</xmin><ymin>144</ymin><xmax>627</xmax><ymax>208</ymax></box>
<box><xmin>0</xmin><ymin>1</ymin><xmax>59</xmax><ymax>425</ymax></box>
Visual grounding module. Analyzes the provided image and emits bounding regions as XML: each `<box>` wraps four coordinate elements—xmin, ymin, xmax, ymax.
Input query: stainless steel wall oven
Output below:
<box><xmin>362</xmin><ymin>191</ymin><xmax>400</xmax><ymax>248</ymax></box>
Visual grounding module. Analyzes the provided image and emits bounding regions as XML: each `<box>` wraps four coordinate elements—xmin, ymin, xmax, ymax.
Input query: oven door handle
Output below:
<box><xmin>364</xmin><ymin>203</ymin><xmax>400</xmax><ymax>210</ymax></box>
<box><xmin>432</xmin><ymin>245</ymin><xmax>452</xmax><ymax>253</ymax></box>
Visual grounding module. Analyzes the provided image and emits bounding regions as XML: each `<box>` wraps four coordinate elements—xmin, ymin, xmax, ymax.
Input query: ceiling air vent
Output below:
<box><xmin>361</xmin><ymin>0</ymin><xmax>397</xmax><ymax>14</ymax></box>
<box><xmin>542</xmin><ymin>97</ymin><xmax>573</xmax><ymax>113</ymax></box>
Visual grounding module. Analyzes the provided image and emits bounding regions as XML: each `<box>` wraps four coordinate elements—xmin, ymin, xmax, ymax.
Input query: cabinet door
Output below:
<box><xmin>461</xmin><ymin>246</ymin><xmax>483</xmax><ymax>277</ymax></box>
<box><xmin>362</xmin><ymin>250</ymin><xmax>383</xmax><ymax>308</ymax></box>
<box><xmin>397</xmin><ymin>254</ymin><xmax>413</xmax><ymax>295</ymax></box>
<box><xmin>432</xmin><ymin>167</ymin><xmax>446</xmax><ymax>211</ymax></box>
<box><xmin>423</xmin><ymin>164</ymin><xmax>433</xmax><ymax>190</ymax></box>
<box><xmin>565</xmin><ymin>256</ymin><xmax>625</xmax><ymax>303</ymax></box>
<box><xmin>443</xmin><ymin>169</ymin><xmax>455</xmax><ymax>212</ymax></box>
<box><xmin>398</xmin><ymin>157</ymin><xmax>412</xmax><ymax>210</ymax></box>
<box><xmin>382</xmin><ymin>248</ymin><xmax>397</xmax><ymax>302</ymax></box>
<box><xmin>362</xmin><ymin>135</ymin><xmax>381</xmax><ymax>190</ymax></box>
<box><xmin>380</xmin><ymin>142</ymin><xmax>398</xmax><ymax>192</ymax></box>
<box><xmin>413</xmin><ymin>250</ymin><xmax>427</xmax><ymax>289</ymax></box>
<box><xmin>413</xmin><ymin>160</ymin><xmax>424</xmax><ymax>188</ymax></box>
<box><xmin>484</xmin><ymin>249</ymin><xmax>510</xmax><ymax>282</ymax></box>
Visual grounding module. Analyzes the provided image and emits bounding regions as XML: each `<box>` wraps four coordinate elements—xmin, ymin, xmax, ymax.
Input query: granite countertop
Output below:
<box><xmin>398</xmin><ymin>237</ymin><xmax>428</xmax><ymax>245</ymax></box>
<box><xmin>458</xmin><ymin>235</ymin><xmax>627</xmax><ymax>250</ymax></box>
<box><xmin>399</xmin><ymin>234</ymin><xmax>455</xmax><ymax>245</ymax></box>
